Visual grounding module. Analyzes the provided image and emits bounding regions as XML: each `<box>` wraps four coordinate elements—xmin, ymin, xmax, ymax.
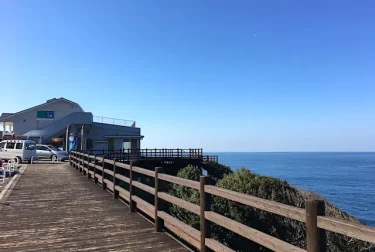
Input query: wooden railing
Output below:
<box><xmin>69</xmin><ymin>151</ymin><xmax>375</xmax><ymax>252</ymax></box>
<box><xmin>82</xmin><ymin>148</ymin><xmax>218</xmax><ymax>162</ymax></box>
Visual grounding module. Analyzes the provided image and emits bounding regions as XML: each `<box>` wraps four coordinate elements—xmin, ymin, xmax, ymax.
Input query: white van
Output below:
<box><xmin>0</xmin><ymin>140</ymin><xmax>37</xmax><ymax>163</ymax></box>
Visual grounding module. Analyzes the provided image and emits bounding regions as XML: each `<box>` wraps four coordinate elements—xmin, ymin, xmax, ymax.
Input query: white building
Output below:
<box><xmin>0</xmin><ymin>98</ymin><xmax>143</xmax><ymax>151</ymax></box>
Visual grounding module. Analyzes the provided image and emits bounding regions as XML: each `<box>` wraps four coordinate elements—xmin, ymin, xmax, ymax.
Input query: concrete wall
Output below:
<box><xmin>87</xmin><ymin>123</ymin><xmax>140</xmax><ymax>139</ymax></box>
<box><xmin>87</xmin><ymin>123</ymin><xmax>142</xmax><ymax>150</ymax></box>
<box><xmin>8</xmin><ymin>100</ymin><xmax>83</xmax><ymax>135</ymax></box>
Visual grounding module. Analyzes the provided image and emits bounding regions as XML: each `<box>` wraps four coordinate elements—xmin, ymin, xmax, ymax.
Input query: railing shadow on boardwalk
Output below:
<box><xmin>70</xmin><ymin>151</ymin><xmax>375</xmax><ymax>252</ymax></box>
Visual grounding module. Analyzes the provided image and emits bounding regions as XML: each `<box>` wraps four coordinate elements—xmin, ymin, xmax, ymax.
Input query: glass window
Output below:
<box><xmin>16</xmin><ymin>143</ymin><xmax>23</xmax><ymax>149</ymax></box>
<box><xmin>47</xmin><ymin>145</ymin><xmax>58</xmax><ymax>151</ymax></box>
<box><xmin>39</xmin><ymin>146</ymin><xmax>48</xmax><ymax>151</ymax></box>
<box><xmin>25</xmin><ymin>142</ymin><xmax>36</xmax><ymax>150</ymax></box>
<box><xmin>6</xmin><ymin>142</ymin><xmax>15</xmax><ymax>149</ymax></box>
<box><xmin>0</xmin><ymin>142</ymin><xmax>5</xmax><ymax>149</ymax></box>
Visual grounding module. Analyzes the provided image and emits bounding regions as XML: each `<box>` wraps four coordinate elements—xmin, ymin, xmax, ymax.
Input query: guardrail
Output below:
<box><xmin>93</xmin><ymin>116</ymin><xmax>136</xmax><ymax>127</ymax></box>
<box><xmin>83</xmin><ymin>148</ymin><xmax>217</xmax><ymax>162</ymax></box>
<box><xmin>69</xmin><ymin>151</ymin><xmax>375</xmax><ymax>252</ymax></box>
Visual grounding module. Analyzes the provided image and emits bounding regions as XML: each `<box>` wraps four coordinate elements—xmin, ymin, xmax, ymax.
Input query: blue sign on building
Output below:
<box><xmin>37</xmin><ymin>111</ymin><xmax>55</xmax><ymax>120</ymax></box>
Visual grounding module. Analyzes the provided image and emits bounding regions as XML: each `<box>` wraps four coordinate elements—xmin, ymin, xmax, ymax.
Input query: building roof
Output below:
<box><xmin>0</xmin><ymin>97</ymin><xmax>83</xmax><ymax>122</ymax></box>
<box><xmin>0</xmin><ymin>113</ymin><xmax>14</xmax><ymax>119</ymax></box>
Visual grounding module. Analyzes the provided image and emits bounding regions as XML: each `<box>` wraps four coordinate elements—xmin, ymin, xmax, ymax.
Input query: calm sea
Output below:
<box><xmin>207</xmin><ymin>152</ymin><xmax>375</xmax><ymax>226</ymax></box>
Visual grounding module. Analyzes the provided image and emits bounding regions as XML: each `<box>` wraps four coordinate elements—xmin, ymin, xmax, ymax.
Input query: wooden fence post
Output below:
<box><xmin>79</xmin><ymin>152</ymin><xmax>83</xmax><ymax>173</ymax></box>
<box><xmin>113</xmin><ymin>159</ymin><xmax>119</xmax><ymax>199</ymax></box>
<box><xmin>155</xmin><ymin>167</ymin><xmax>164</xmax><ymax>232</ymax></box>
<box><xmin>75</xmin><ymin>152</ymin><xmax>79</xmax><ymax>170</ymax></box>
<box><xmin>129</xmin><ymin>162</ymin><xmax>136</xmax><ymax>212</ymax></box>
<box><xmin>87</xmin><ymin>155</ymin><xmax>91</xmax><ymax>180</ymax></box>
<box><xmin>200</xmin><ymin>176</ymin><xmax>211</xmax><ymax>252</ymax></box>
<box><xmin>306</xmin><ymin>200</ymin><xmax>326</xmax><ymax>252</ymax></box>
<box><xmin>94</xmin><ymin>155</ymin><xmax>98</xmax><ymax>183</ymax></box>
<box><xmin>102</xmin><ymin>156</ymin><xmax>106</xmax><ymax>190</ymax></box>
<box><xmin>83</xmin><ymin>154</ymin><xmax>87</xmax><ymax>175</ymax></box>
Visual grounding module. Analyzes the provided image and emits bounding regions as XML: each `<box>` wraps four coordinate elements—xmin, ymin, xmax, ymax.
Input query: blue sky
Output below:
<box><xmin>1</xmin><ymin>1</ymin><xmax>374</xmax><ymax>151</ymax></box>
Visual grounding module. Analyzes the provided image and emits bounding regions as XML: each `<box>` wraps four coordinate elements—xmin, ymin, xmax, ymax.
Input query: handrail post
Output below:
<box><xmin>102</xmin><ymin>156</ymin><xmax>106</xmax><ymax>190</ymax></box>
<box><xmin>87</xmin><ymin>155</ymin><xmax>91</xmax><ymax>180</ymax></box>
<box><xmin>94</xmin><ymin>155</ymin><xmax>98</xmax><ymax>183</ymax></box>
<box><xmin>83</xmin><ymin>153</ymin><xmax>87</xmax><ymax>175</ymax></box>
<box><xmin>155</xmin><ymin>167</ymin><xmax>164</xmax><ymax>232</ymax></box>
<box><xmin>80</xmin><ymin>152</ymin><xmax>83</xmax><ymax>173</ymax></box>
<box><xmin>129</xmin><ymin>162</ymin><xmax>136</xmax><ymax>212</ymax></box>
<box><xmin>306</xmin><ymin>200</ymin><xmax>326</xmax><ymax>252</ymax></box>
<box><xmin>113</xmin><ymin>159</ymin><xmax>118</xmax><ymax>199</ymax></box>
<box><xmin>200</xmin><ymin>176</ymin><xmax>210</xmax><ymax>252</ymax></box>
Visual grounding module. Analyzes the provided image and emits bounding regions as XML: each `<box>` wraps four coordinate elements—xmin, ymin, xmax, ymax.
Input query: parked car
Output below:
<box><xmin>0</xmin><ymin>140</ymin><xmax>37</xmax><ymax>163</ymax></box>
<box><xmin>36</xmin><ymin>144</ymin><xmax>69</xmax><ymax>161</ymax></box>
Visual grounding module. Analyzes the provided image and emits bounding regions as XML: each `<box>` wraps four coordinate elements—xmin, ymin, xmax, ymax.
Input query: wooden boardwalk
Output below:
<box><xmin>0</xmin><ymin>163</ymin><xmax>188</xmax><ymax>252</ymax></box>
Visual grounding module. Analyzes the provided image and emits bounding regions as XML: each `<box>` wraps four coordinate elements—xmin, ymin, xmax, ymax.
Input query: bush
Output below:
<box><xmin>168</xmin><ymin>165</ymin><xmax>201</xmax><ymax>228</ymax></box>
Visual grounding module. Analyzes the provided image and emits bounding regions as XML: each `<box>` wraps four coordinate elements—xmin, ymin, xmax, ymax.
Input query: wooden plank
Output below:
<box><xmin>132</xmin><ymin>166</ymin><xmax>155</xmax><ymax>177</ymax></box>
<box><xmin>117</xmin><ymin>162</ymin><xmax>130</xmax><ymax>170</ymax></box>
<box><xmin>205</xmin><ymin>238</ymin><xmax>235</xmax><ymax>252</ymax></box>
<box><xmin>95</xmin><ymin>165</ymin><xmax>103</xmax><ymax>171</ymax></box>
<box><xmin>88</xmin><ymin>171</ymin><xmax>94</xmax><ymax>176</ymax></box>
<box><xmin>104</xmin><ymin>169</ymin><xmax>114</xmax><ymax>176</ymax></box>
<box><xmin>0</xmin><ymin>163</ymin><xmax>187</xmax><ymax>252</ymax></box>
<box><xmin>165</xmin><ymin>221</ymin><xmax>200</xmax><ymax>249</ymax></box>
<box><xmin>132</xmin><ymin>196</ymin><xmax>154</xmax><ymax>219</ymax></box>
<box><xmin>88</xmin><ymin>162</ymin><xmax>95</xmax><ymax>167</ymax></box>
<box><xmin>205</xmin><ymin>185</ymin><xmax>306</xmax><ymax>222</ymax></box>
<box><xmin>158</xmin><ymin>192</ymin><xmax>200</xmax><ymax>215</ymax></box>
<box><xmin>158</xmin><ymin>211</ymin><xmax>201</xmax><ymax>241</ymax></box>
<box><xmin>115</xmin><ymin>174</ymin><xmax>130</xmax><ymax>184</ymax></box>
<box><xmin>103</xmin><ymin>179</ymin><xmax>114</xmax><ymax>190</ymax></box>
<box><xmin>83</xmin><ymin>161</ymin><xmax>89</xmax><ymax>165</ymax></box>
<box><xmin>158</xmin><ymin>173</ymin><xmax>200</xmax><ymax>190</ymax></box>
<box><xmin>96</xmin><ymin>156</ymin><xmax>104</xmax><ymax>161</ymax></box>
<box><xmin>88</xmin><ymin>154</ymin><xmax>95</xmax><ymax>159</ymax></box>
<box><xmin>95</xmin><ymin>174</ymin><xmax>102</xmax><ymax>180</ymax></box>
<box><xmin>205</xmin><ymin>211</ymin><xmax>306</xmax><ymax>252</ymax></box>
<box><xmin>317</xmin><ymin>216</ymin><xmax>375</xmax><ymax>244</ymax></box>
<box><xmin>114</xmin><ymin>185</ymin><xmax>130</xmax><ymax>201</ymax></box>
<box><xmin>105</xmin><ymin>159</ymin><xmax>115</xmax><ymax>165</ymax></box>
<box><xmin>132</xmin><ymin>181</ymin><xmax>155</xmax><ymax>195</ymax></box>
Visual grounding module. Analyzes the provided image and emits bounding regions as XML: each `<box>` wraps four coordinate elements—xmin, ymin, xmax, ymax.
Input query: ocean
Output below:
<box><xmin>207</xmin><ymin>152</ymin><xmax>375</xmax><ymax>226</ymax></box>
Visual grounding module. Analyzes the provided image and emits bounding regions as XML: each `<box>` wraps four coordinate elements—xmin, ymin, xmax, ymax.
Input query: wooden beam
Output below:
<box><xmin>306</xmin><ymin>200</ymin><xmax>326</xmax><ymax>252</ymax></box>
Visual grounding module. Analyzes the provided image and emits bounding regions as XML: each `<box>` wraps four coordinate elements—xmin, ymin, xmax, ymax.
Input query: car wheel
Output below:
<box><xmin>51</xmin><ymin>155</ymin><xmax>58</xmax><ymax>162</ymax></box>
<box><xmin>15</xmin><ymin>157</ymin><xmax>22</xmax><ymax>164</ymax></box>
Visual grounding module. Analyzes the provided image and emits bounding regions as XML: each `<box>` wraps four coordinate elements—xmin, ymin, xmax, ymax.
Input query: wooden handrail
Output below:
<box><xmin>158</xmin><ymin>192</ymin><xmax>200</xmax><ymax>215</ymax></box>
<box><xmin>158</xmin><ymin>173</ymin><xmax>200</xmax><ymax>190</ymax></box>
<box><xmin>317</xmin><ymin>216</ymin><xmax>375</xmax><ymax>244</ymax></box>
<box><xmin>205</xmin><ymin>185</ymin><xmax>306</xmax><ymax>222</ymax></box>
<box><xmin>132</xmin><ymin>166</ymin><xmax>155</xmax><ymax>177</ymax></box>
<box><xmin>205</xmin><ymin>211</ymin><xmax>306</xmax><ymax>252</ymax></box>
<box><xmin>70</xmin><ymin>151</ymin><xmax>375</xmax><ymax>252</ymax></box>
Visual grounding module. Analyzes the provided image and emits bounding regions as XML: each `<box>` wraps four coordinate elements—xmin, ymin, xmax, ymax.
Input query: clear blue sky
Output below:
<box><xmin>1</xmin><ymin>1</ymin><xmax>374</xmax><ymax>151</ymax></box>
